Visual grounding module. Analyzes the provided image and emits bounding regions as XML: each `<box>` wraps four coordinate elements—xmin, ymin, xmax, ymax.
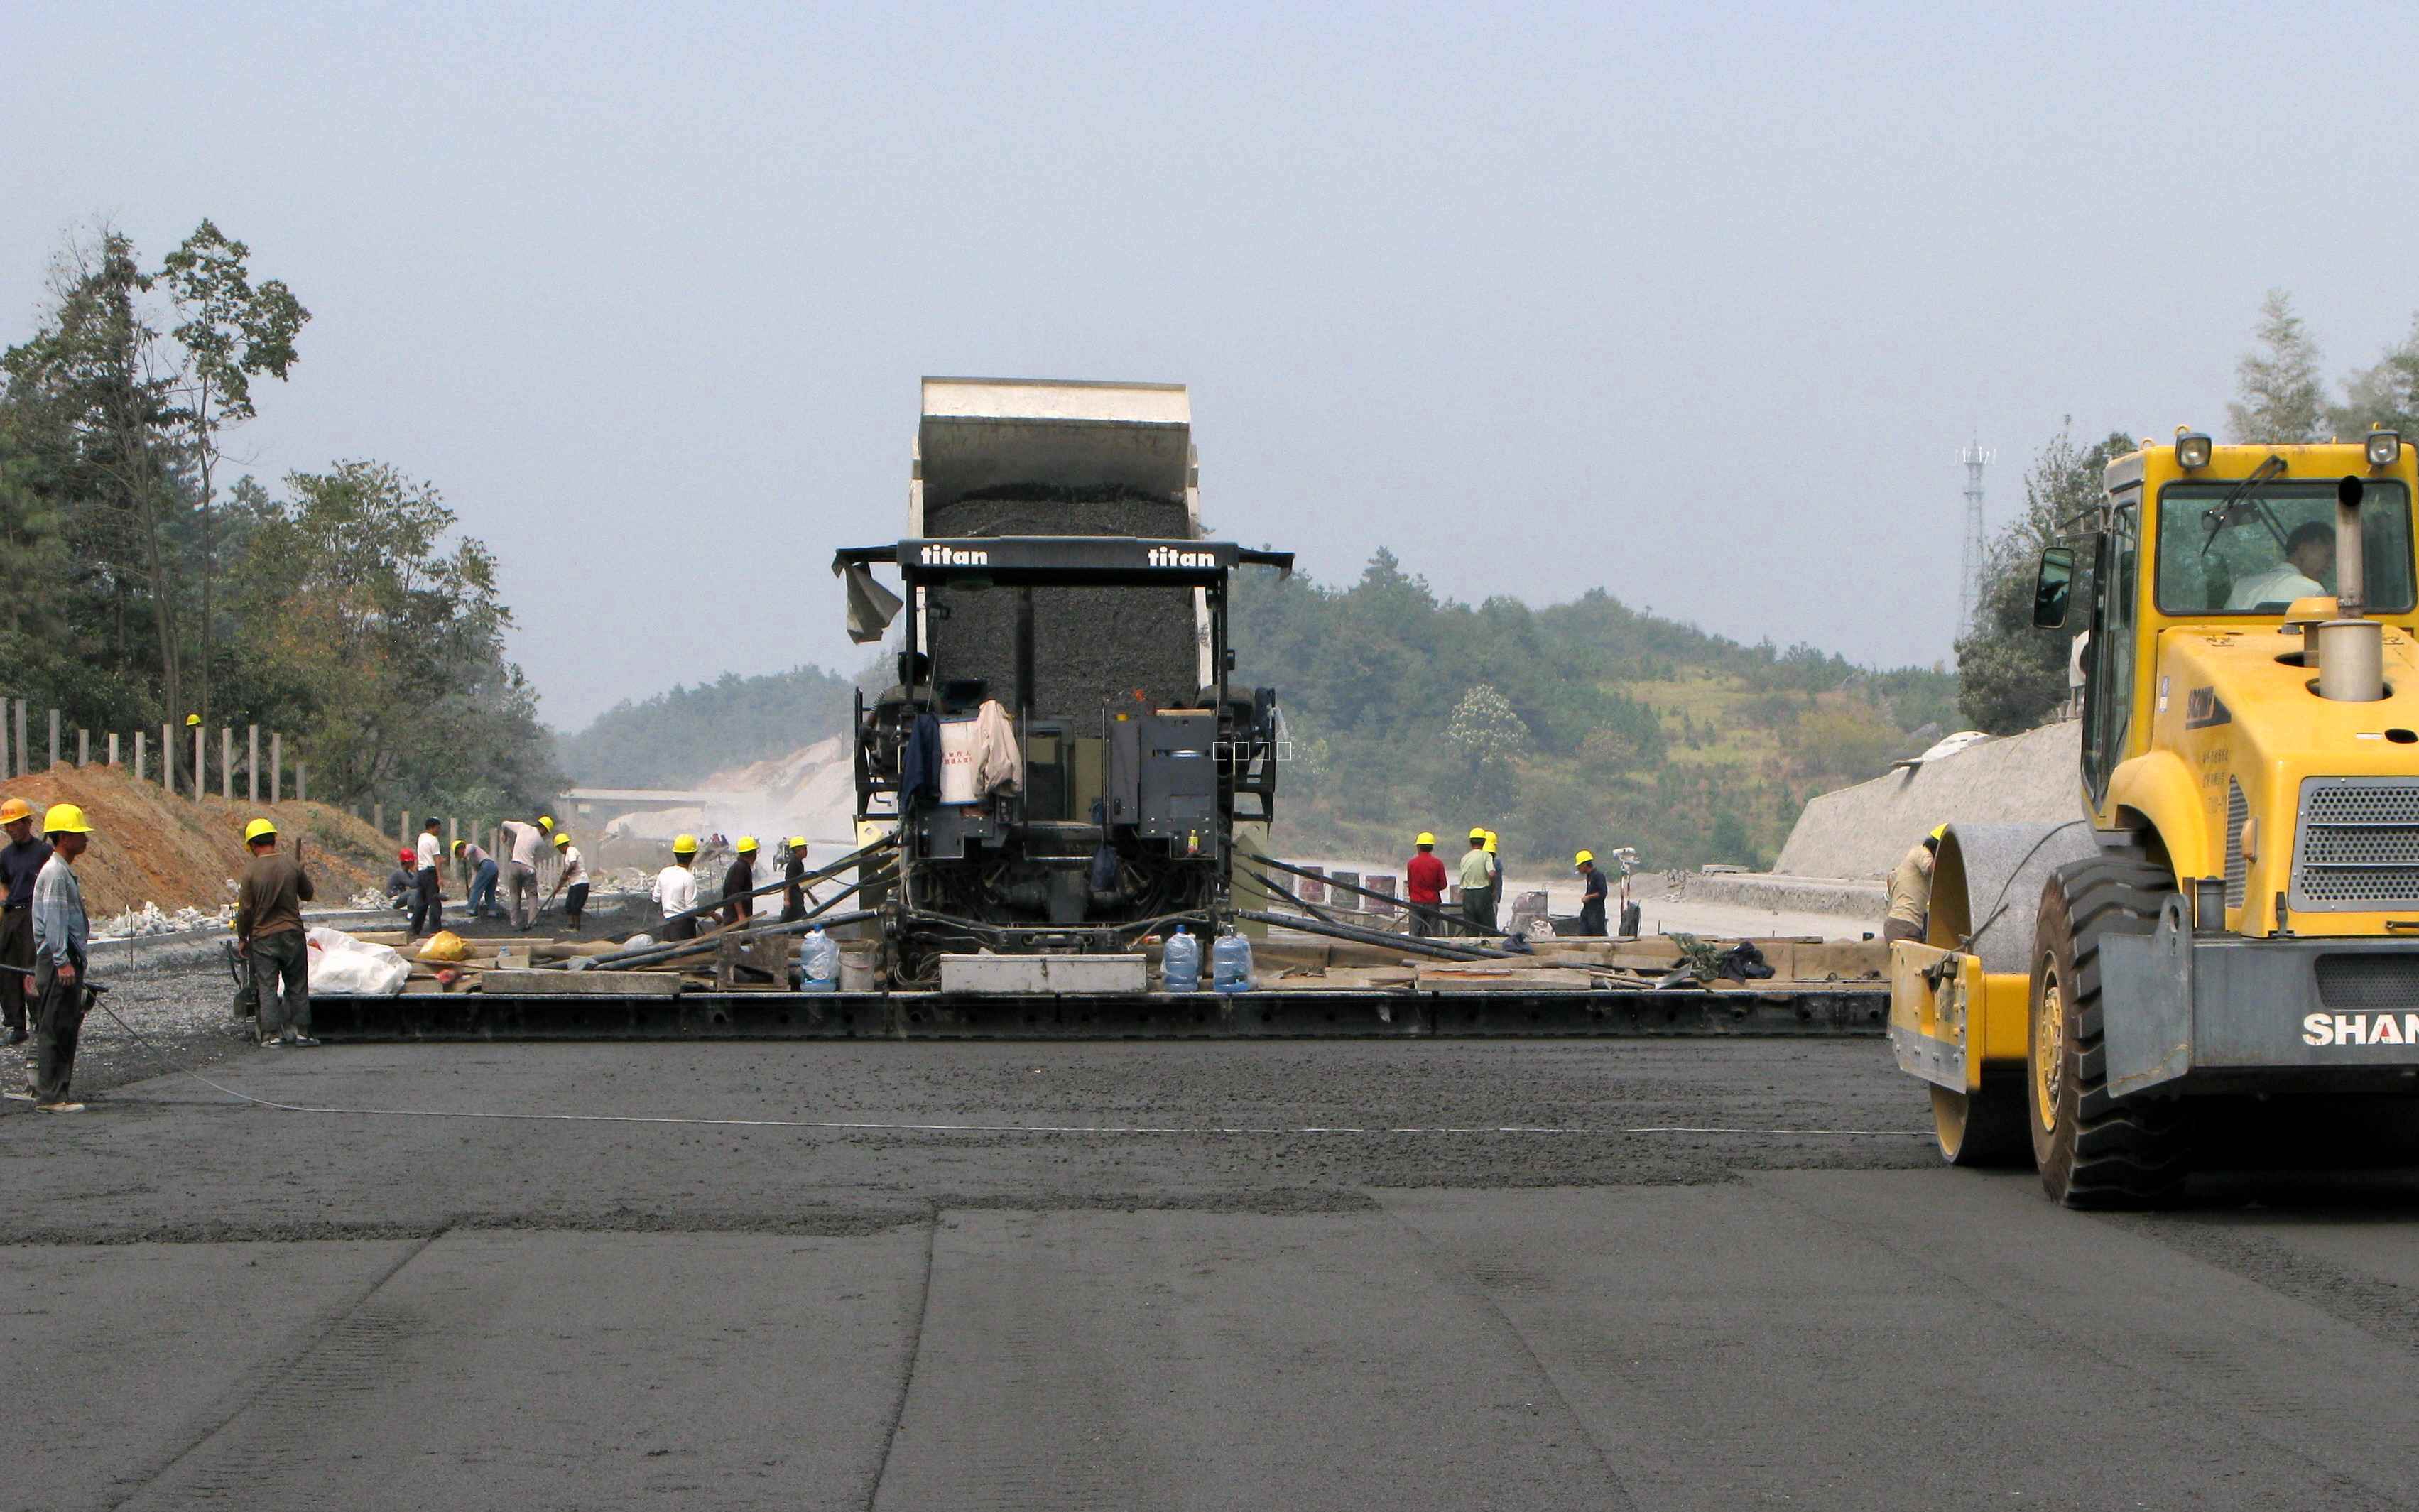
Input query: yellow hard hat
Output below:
<box><xmin>1928</xmin><ymin>824</ymin><xmax>1948</xmax><ymax>843</ymax></box>
<box><xmin>1469</xmin><ymin>826</ymin><xmax>1489</xmax><ymax>840</ymax></box>
<box><xmin>539</xmin><ymin>815</ymin><xmax>555</xmax><ymax>830</ymax></box>
<box><xmin>243</xmin><ymin>817</ymin><xmax>277</xmax><ymax>844</ymax></box>
<box><xmin>1575</xmin><ymin>849</ymin><xmax>1594</xmax><ymax>866</ymax></box>
<box><xmin>1484</xmin><ymin>832</ymin><xmax>1498</xmax><ymax>852</ymax></box>
<box><xmin>736</xmin><ymin>835</ymin><xmax>759</xmax><ymax>854</ymax></box>
<box><xmin>185</xmin><ymin>712</ymin><xmax>201</xmax><ymax>727</ymax></box>
<box><xmin>1415</xmin><ymin>832</ymin><xmax>1436</xmax><ymax>847</ymax></box>
<box><xmin>451</xmin><ymin>839</ymin><xmax>467</xmax><ymax>855</ymax></box>
<box><xmin>41</xmin><ymin>803</ymin><xmax>92</xmax><ymax>835</ymax></box>
<box><xmin>672</xmin><ymin>834</ymin><xmax>698</xmax><ymax>856</ymax></box>
<box><xmin>0</xmin><ymin>798</ymin><xmax>31</xmax><ymax>825</ymax></box>
<box><xmin>787</xmin><ymin>836</ymin><xmax>809</xmax><ymax>849</ymax></box>
<box><xmin>552</xmin><ymin>832</ymin><xmax>570</xmax><ymax>848</ymax></box>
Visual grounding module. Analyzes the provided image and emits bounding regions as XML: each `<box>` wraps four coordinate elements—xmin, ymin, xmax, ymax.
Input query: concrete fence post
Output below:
<box><xmin>107</xmin><ymin>733</ymin><xmax>118</xmax><ymax>768</ymax></box>
<box><xmin>78</xmin><ymin>729</ymin><xmax>89</xmax><ymax>768</ymax></box>
<box><xmin>297</xmin><ymin>764</ymin><xmax>306</xmax><ymax>803</ymax></box>
<box><xmin>46</xmin><ymin>708</ymin><xmax>58</xmax><ymax>771</ymax></box>
<box><xmin>402</xmin><ymin>812</ymin><xmax>412</xmax><ymax>852</ymax></box>
<box><xmin>135</xmin><ymin>731</ymin><xmax>146</xmax><ymax>783</ymax></box>
<box><xmin>447</xmin><ymin>816</ymin><xmax>458</xmax><ymax>855</ymax></box>
<box><xmin>161</xmin><ymin>724</ymin><xmax>172</xmax><ymax>792</ymax></box>
<box><xmin>221</xmin><ymin>727</ymin><xmax>233</xmax><ymax>800</ymax></box>
<box><xmin>270</xmin><ymin>733</ymin><xmax>283</xmax><ymax>804</ymax></box>
<box><xmin>192</xmin><ymin>724</ymin><xmax>204</xmax><ymax>804</ymax></box>
<box><xmin>374</xmin><ymin>803</ymin><xmax>384</xmax><ymax>837</ymax></box>
<box><xmin>247</xmin><ymin>725</ymin><xmax>259</xmax><ymax>803</ymax></box>
<box><xmin>16</xmin><ymin>700</ymin><xmax>28</xmax><ymax>778</ymax></box>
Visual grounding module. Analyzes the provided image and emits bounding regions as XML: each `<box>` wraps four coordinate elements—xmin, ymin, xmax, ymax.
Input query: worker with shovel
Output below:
<box><xmin>543</xmin><ymin>831</ymin><xmax>592</xmax><ymax>930</ymax></box>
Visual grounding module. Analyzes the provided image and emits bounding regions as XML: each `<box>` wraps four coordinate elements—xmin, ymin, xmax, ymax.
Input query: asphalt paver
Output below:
<box><xmin>6</xmin><ymin>1035</ymin><xmax>2418</xmax><ymax>1510</ymax></box>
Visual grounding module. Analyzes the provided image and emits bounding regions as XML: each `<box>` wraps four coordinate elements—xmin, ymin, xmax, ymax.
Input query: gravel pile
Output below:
<box><xmin>38</xmin><ymin>962</ymin><xmax>255</xmax><ymax>1099</ymax></box>
<box><xmin>926</xmin><ymin>490</ymin><xmax>1202</xmax><ymax>717</ymax></box>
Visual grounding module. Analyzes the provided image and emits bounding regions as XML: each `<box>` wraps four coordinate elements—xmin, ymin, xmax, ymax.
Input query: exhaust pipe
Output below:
<box><xmin>2317</xmin><ymin>475</ymin><xmax>2386</xmax><ymax>702</ymax></box>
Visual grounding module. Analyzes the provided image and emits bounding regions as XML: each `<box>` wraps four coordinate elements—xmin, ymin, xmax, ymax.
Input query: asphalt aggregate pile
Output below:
<box><xmin>925</xmin><ymin>490</ymin><xmax>1202</xmax><ymax>717</ymax></box>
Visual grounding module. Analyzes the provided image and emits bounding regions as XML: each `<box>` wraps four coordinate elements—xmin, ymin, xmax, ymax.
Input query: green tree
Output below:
<box><xmin>1443</xmin><ymin>683</ymin><xmax>1531</xmax><ymax>811</ymax></box>
<box><xmin>159</xmin><ymin>219</ymin><xmax>310</xmax><ymax>734</ymax></box>
<box><xmin>2228</xmin><ymin>288</ymin><xmax>2326</xmax><ymax>444</ymax></box>
<box><xmin>1955</xmin><ymin>422</ymin><xmax>2133</xmax><ymax>733</ymax></box>
<box><xmin>2332</xmin><ymin>311</ymin><xmax>2419</xmax><ymax>440</ymax></box>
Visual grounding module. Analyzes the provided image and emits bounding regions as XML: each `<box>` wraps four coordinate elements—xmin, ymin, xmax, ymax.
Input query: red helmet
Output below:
<box><xmin>398</xmin><ymin>849</ymin><xmax>415</xmax><ymax>865</ymax></box>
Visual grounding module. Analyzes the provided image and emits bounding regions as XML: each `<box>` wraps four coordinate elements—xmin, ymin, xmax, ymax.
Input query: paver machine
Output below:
<box><xmin>1894</xmin><ymin>426</ymin><xmax>2419</xmax><ymax>1204</ymax></box>
<box><xmin>831</xmin><ymin>379</ymin><xmax>1292</xmax><ymax>988</ymax></box>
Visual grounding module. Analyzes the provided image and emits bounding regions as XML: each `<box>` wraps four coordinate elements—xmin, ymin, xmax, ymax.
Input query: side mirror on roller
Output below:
<box><xmin>2033</xmin><ymin>546</ymin><xmax>2075</xmax><ymax>629</ymax></box>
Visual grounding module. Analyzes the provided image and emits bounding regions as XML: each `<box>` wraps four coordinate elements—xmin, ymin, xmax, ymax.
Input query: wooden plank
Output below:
<box><xmin>484</xmin><ymin>969</ymin><xmax>680</xmax><ymax>997</ymax></box>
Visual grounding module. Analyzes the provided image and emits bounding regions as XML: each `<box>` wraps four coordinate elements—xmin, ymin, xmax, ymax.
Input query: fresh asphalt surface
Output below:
<box><xmin>7</xmin><ymin>1033</ymin><xmax>2419</xmax><ymax>1510</ymax></box>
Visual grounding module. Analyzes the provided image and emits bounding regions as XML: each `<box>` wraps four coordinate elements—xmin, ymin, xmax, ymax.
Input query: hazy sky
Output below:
<box><xmin>9</xmin><ymin>1</ymin><xmax>2417</xmax><ymax>728</ymax></box>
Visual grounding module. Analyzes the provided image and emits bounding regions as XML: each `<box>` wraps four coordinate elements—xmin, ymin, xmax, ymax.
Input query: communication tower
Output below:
<box><xmin>1957</xmin><ymin>438</ymin><xmax>1994</xmax><ymax>639</ymax></box>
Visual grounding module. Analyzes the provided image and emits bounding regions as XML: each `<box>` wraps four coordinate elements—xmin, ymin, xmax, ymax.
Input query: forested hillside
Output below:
<box><xmin>1233</xmin><ymin>550</ymin><xmax>1956</xmax><ymax>869</ymax></box>
<box><xmin>554</xmin><ymin>665</ymin><xmax>856</xmax><ymax>788</ymax></box>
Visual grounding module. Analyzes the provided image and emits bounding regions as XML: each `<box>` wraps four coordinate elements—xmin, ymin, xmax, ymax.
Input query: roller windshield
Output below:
<box><xmin>2155</xmin><ymin>480</ymin><xmax>2415</xmax><ymax>614</ymax></box>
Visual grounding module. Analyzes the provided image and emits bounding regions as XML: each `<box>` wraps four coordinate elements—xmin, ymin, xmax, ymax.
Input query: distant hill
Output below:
<box><xmin>554</xmin><ymin>665</ymin><xmax>856</xmax><ymax>788</ymax></box>
<box><xmin>1231</xmin><ymin>550</ymin><xmax>1957</xmax><ymax>871</ymax></box>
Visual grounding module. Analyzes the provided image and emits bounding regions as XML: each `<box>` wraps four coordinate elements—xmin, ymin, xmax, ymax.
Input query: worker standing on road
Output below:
<box><xmin>234</xmin><ymin>817</ymin><xmax>319</xmax><ymax>1048</ymax></box>
<box><xmin>655</xmin><ymin>834</ymin><xmax>702</xmax><ymax>942</ymax></box>
<box><xmin>778</xmin><ymin>837</ymin><xmax>816</xmax><ymax>923</ymax></box>
<box><xmin>1883</xmin><ymin>826</ymin><xmax>1944</xmax><ymax>943</ymax></box>
<box><xmin>454</xmin><ymin>837</ymin><xmax>499</xmax><ymax>920</ymax></box>
<box><xmin>496</xmin><ymin>818</ymin><xmax>546</xmax><ymax>931</ymax></box>
<box><xmin>722</xmin><ymin>837</ymin><xmax>759</xmax><ymax>927</ymax></box>
<box><xmin>1458</xmin><ymin>829</ymin><xmax>1494</xmax><ymax>935</ymax></box>
<box><xmin>544</xmin><ymin>832</ymin><xmax>592</xmax><ymax>930</ymax></box>
<box><xmin>1575</xmin><ymin>850</ymin><xmax>1610</xmax><ymax>936</ymax></box>
<box><xmin>0</xmin><ymin>798</ymin><xmax>51</xmax><ymax>1048</ymax></box>
<box><xmin>11</xmin><ymin>804</ymin><xmax>93</xmax><ymax>1111</ymax></box>
<box><xmin>1404</xmin><ymin>832</ymin><xmax>1447</xmax><ymax>937</ymax></box>
<box><xmin>1483</xmin><ymin>831</ymin><xmax>1504</xmax><ymax>932</ymax></box>
<box><xmin>411</xmin><ymin>818</ymin><xmax>445</xmax><ymax>937</ymax></box>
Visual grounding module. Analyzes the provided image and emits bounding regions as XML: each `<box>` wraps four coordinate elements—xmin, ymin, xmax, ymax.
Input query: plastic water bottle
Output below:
<box><xmin>1162</xmin><ymin>926</ymin><xmax>1201</xmax><ymax>993</ymax></box>
<box><xmin>800</xmin><ymin>928</ymin><xmax>840</xmax><ymax>992</ymax></box>
<box><xmin>1211</xmin><ymin>928</ymin><xmax>1254</xmax><ymax>995</ymax></box>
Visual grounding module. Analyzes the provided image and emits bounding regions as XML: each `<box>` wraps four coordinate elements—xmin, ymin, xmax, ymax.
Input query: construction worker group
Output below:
<box><xmin>1398</xmin><ymin>827</ymin><xmax>1619</xmax><ymax>937</ymax></box>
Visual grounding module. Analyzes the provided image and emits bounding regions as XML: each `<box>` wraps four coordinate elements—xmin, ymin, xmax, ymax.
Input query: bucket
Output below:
<box><xmin>838</xmin><ymin>942</ymin><xmax>879</xmax><ymax>991</ymax></box>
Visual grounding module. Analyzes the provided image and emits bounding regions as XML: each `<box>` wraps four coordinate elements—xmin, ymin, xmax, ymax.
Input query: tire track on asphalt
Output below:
<box><xmin>104</xmin><ymin>1230</ymin><xmax>441</xmax><ymax>1511</ymax></box>
<box><xmin>866</xmin><ymin>1212</ymin><xmax>940</xmax><ymax>1512</ymax></box>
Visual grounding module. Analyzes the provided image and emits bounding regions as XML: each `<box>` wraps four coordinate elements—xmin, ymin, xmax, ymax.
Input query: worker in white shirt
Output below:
<box><xmin>653</xmin><ymin>833</ymin><xmax>702</xmax><ymax>941</ymax></box>
<box><xmin>544</xmin><ymin>832</ymin><xmax>592</xmax><ymax>930</ymax></box>
<box><xmin>411</xmin><ymin>817</ymin><xmax>445</xmax><ymax>937</ymax></box>
<box><xmin>496</xmin><ymin>818</ymin><xmax>547</xmax><ymax>931</ymax></box>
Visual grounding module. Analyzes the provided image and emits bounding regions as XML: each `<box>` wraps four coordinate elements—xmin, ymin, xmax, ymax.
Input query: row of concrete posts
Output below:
<box><xmin>0</xmin><ymin>701</ymin><xmax>303</xmax><ymax>803</ymax></box>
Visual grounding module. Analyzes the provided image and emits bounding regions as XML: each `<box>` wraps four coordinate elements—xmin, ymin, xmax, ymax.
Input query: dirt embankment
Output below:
<box><xmin>1</xmin><ymin>764</ymin><xmax>400</xmax><ymax>915</ymax></box>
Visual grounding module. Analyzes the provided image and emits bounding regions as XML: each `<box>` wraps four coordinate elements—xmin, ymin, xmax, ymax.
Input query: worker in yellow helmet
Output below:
<box><xmin>542</xmin><ymin>831</ymin><xmax>591</xmax><ymax>931</ymax></box>
<box><xmin>1405</xmin><ymin>832</ymin><xmax>1447</xmax><ymax>938</ymax></box>
<box><xmin>0</xmin><ymin>796</ymin><xmax>48</xmax><ymax>1046</ymax></box>
<box><xmin>656</xmin><ymin>834</ymin><xmax>702</xmax><ymax>942</ymax></box>
<box><xmin>235</xmin><ymin>817</ymin><xmax>319</xmax><ymax>1047</ymax></box>
<box><xmin>778</xmin><ymin>837</ymin><xmax>817</xmax><ymax>923</ymax></box>
<box><xmin>1884</xmin><ymin>825</ymin><xmax>1948</xmax><ymax>944</ymax></box>
<box><xmin>1458</xmin><ymin>828</ymin><xmax>1494</xmax><ymax>937</ymax></box>
<box><xmin>722</xmin><ymin>836</ymin><xmax>761</xmax><ymax>928</ymax></box>
<box><xmin>13</xmin><ymin>804</ymin><xmax>95</xmax><ymax>1110</ymax></box>
<box><xmin>1482</xmin><ymin>831</ymin><xmax>1503</xmax><ymax>932</ymax></box>
<box><xmin>1575</xmin><ymin>849</ymin><xmax>1609</xmax><ymax>937</ymax></box>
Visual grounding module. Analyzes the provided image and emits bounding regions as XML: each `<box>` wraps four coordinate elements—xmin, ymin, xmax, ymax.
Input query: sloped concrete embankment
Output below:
<box><xmin>1773</xmin><ymin>720</ymin><xmax>2082</xmax><ymax>881</ymax></box>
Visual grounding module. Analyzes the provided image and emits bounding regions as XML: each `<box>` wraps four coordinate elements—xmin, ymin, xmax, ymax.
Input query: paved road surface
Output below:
<box><xmin>6</xmin><ymin>1038</ymin><xmax>2418</xmax><ymax>1510</ymax></box>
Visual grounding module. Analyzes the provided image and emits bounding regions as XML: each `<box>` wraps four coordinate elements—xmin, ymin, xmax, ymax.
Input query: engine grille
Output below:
<box><xmin>2224</xmin><ymin>777</ymin><xmax>2248</xmax><ymax>909</ymax></box>
<box><xmin>2291</xmin><ymin>778</ymin><xmax>2419</xmax><ymax>911</ymax></box>
<box><xmin>2315</xmin><ymin>954</ymin><xmax>2419</xmax><ymax>1011</ymax></box>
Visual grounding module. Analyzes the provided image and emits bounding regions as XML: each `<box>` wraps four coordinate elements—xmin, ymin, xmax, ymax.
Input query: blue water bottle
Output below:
<box><xmin>1162</xmin><ymin>926</ymin><xmax>1201</xmax><ymax>993</ymax></box>
<box><xmin>1212</xmin><ymin>928</ymin><xmax>1254</xmax><ymax>994</ymax></box>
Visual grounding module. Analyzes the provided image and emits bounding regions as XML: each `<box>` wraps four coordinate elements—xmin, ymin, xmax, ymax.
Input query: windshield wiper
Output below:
<box><xmin>2201</xmin><ymin>455</ymin><xmax>2290</xmax><ymax>559</ymax></box>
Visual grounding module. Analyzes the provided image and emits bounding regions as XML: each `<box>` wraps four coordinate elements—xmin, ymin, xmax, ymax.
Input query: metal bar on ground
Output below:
<box><xmin>1249</xmin><ymin>852</ymin><xmax>1459</xmax><ymax>931</ymax></box>
<box><xmin>647</xmin><ymin>833</ymin><xmax>900</xmax><ymax>935</ymax></box>
<box><xmin>591</xmin><ymin>908</ymin><xmax>881</xmax><ymax>972</ymax></box>
<box><xmin>1234</xmin><ymin>908</ymin><xmax>1513</xmax><ymax>961</ymax></box>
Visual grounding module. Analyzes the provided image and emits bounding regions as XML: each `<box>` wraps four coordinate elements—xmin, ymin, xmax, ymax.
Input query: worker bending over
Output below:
<box><xmin>411</xmin><ymin>818</ymin><xmax>445</xmax><ymax>937</ymax></box>
<box><xmin>235</xmin><ymin>817</ymin><xmax>318</xmax><ymax>1048</ymax></box>
<box><xmin>1404</xmin><ymin>832</ymin><xmax>1446</xmax><ymax>937</ymax></box>
<box><xmin>1458</xmin><ymin>828</ymin><xmax>1494</xmax><ymax>935</ymax></box>
<box><xmin>655</xmin><ymin>834</ymin><xmax>701</xmax><ymax>942</ymax></box>
<box><xmin>778</xmin><ymin>837</ymin><xmax>817</xmax><ymax>923</ymax></box>
<box><xmin>1575</xmin><ymin>850</ymin><xmax>1608</xmax><ymax>936</ymax></box>
<box><xmin>0</xmin><ymin>798</ymin><xmax>50</xmax><ymax>1048</ymax></box>
<box><xmin>11</xmin><ymin>804</ymin><xmax>93</xmax><ymax>1111</ymax></box>
<box><xmin>544</xmin><ymin>832</ymin><xmax>592</xmax><ymax>930</ymax></box>
<box><xmin>496</xmin><ymin>818</ymin><xmax>547</xmax><ymax>931</ymax></box>
<box><xmin>1884</xmin><ymin>825</ymin><xmax>1944</xmax><ymax>943</ymax></box>
<box><xmin>455</xmin><ymin>837</ymin><xmax>499</xmax><ymax>919</ymax></box>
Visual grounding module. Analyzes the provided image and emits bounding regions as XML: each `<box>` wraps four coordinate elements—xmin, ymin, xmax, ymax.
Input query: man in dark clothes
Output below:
<box><xmin>386</xmin><ymin>851</ymin><xmax>416</xmax><ymax>911</ymax></box>
<box><xmin>778</xmin><ymin>837</ymin><xmax>816</xmax><ymax>923</ymax></box>
<box><xmin>722</xmin><ymin>836</ymin><xmax>759</xmax><ymax>927</ymax></box>
<box><xmin>235</xmin><ymin>817</ymin><xmax>319</xmax><ymax>1047</ymax></box>
<box><xmin>0</xmin><ymin>798</ymin><xmax>51</xmax><ymax>1046</ymax></box>
<box><xmin>12</xmin><ymin>803</ymin><xmax>93</xmax><ymax>1111</ymax></box>
<box><xmin>410</xmin><ymin>817</ymin><xmax>444</xmax><ymax>937</ymax></box>
<box><xmin>1403</xmin><ymin>831</ymin><xmax>1447</xmax><ymax>938</ymax></box>
<box><xmin>1575</xmin><ymin>849</ymin><xmax>1609</xmax><ymax>937</ymax></box>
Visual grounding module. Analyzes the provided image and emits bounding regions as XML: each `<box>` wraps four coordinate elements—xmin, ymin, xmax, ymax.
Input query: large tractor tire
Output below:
<box><xmin>1931</xmin><ymin>1074</ymin><xmax>2028</xmax><ymax>1166</ymax></box>
<box><xmin>2027</xmin><ymin>854</ymin><xmax>2193</xmax><ymax>1207</ymax></box>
